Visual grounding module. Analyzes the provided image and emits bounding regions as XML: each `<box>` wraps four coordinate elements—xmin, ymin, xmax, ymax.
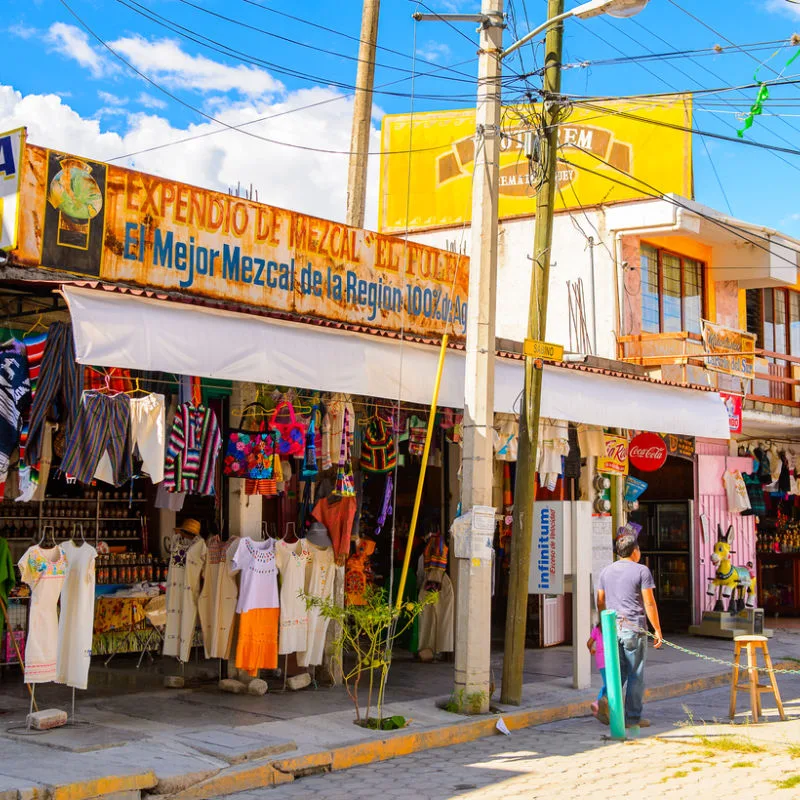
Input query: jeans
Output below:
<box><xmin>598</xmin><ymin>666</ymin><xmax>608</xmax><ymax>702</ymax></box>
<box><xmin>618</xmin><ymin>629</ymin><xmax>648</xmax><ymax>724</ymax></box>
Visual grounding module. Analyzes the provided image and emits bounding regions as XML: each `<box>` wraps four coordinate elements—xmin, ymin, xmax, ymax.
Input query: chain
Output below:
<box><xmin>613</xmin><ymin>617</ymin><xmax>800</xmax><ymax>676</ymax></box>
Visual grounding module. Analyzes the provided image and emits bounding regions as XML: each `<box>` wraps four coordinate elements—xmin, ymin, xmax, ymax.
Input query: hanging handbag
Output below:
<box><xmin>270</xmin><ymin>400</ymin><xmax>306</xmax><ymax>458</ymax></box>
<box><xmin>333</xmin><ymin>408</ymin><xmax>356</xmax><ymax>497</ymax></box>
<box><xmin>301</xmin><ymin>405</ymin><xmax>319</xmax><ymax>480</ymax></box>
<box><xmin>360</xmin><ymin>415</ymin><xmax>396</xmax><ymax>474</ymax></box>
<box><xmin>222</xmin><ymin>402</ymin><xmax>275</xmax><ymax>479</ymax></box>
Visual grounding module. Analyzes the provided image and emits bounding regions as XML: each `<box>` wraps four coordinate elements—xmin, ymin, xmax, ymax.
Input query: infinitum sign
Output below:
<box><xmin>530</xmin><ymin>501</ymin><xmax>564</xmax><ymax>595</ymax></box>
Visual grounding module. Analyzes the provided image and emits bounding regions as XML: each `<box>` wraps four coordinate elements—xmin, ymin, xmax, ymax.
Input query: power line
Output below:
<box><xmin>108</xmin><ymin>58</ymin><xmax>478</xmax><ymax>163</ymax></box>
<box><xmin>58</xmin><ymin>0</ymin><xmax>467</xmax><ymax>157</ymax></box>
<box><xmin>109</xmin><ymin>0</ymin><xmax>477</xmax><ymax>102</ymax></box>
<box><xmin>557</xmin><ymin>146</ymin><xmax>800</xmax><ymax>269</ymax></box>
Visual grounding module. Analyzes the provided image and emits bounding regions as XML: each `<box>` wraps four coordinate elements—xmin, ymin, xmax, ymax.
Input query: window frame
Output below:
<box><xmin>758</xmin><ymin>287</ymin><xmax>800</xmax><ymax>356</ymax></box>
<box><xmin>640</xmin><ymin>244</ymin><xmax>706</xmax><ymax>335</ymax></box>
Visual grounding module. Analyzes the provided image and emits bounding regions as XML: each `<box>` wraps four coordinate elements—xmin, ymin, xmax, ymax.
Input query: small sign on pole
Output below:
<box><xmin>523</xmin><ymin>339</ymin><xmax>564</xmax><ymax>361</ymax></box>
<box><xmin>530</xmin><ymin>502</ymin><xmax>564</xmax><ymax>595</ymax></box>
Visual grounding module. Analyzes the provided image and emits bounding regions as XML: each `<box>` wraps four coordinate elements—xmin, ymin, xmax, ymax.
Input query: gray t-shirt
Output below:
<box><xmin>597</xmin><ymin>559</ymin><xmax>656</xmax><ymax>632</ymax></box>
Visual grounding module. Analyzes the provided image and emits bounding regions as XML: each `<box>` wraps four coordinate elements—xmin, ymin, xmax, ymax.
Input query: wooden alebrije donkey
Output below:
<box><xmin>707</xmin><ymin>525</ymin><xmax>756</xmax><ymax>613</ymax></box>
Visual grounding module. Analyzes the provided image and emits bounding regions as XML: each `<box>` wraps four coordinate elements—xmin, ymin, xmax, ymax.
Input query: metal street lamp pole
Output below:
<box><xmin>413</xmin><ymin>0</ymin><xmax>650</xmax><ymax>712</ymax></box>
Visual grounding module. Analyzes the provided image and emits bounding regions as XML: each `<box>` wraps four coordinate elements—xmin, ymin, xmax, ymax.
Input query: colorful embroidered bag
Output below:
<box><xmin>301</xmin><ymin>406</ymin><xmax>319</xmax><ymax>480</ymax></box>
<box><xmin>222</xmin><ymin>403</ymin><xmax>275</xmax><ymax>479</ymax></box>
<box><xmin>270</xmin><ymin>400</ymin><xmax>306</xmax><ymax>458</ymax></box>
<box><xmin>360</xmin><ymin>416</ymin><xmax>397</xmax><ymax>474</ymax></box>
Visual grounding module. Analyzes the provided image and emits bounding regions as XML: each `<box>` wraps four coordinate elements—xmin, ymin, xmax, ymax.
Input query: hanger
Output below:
<box><xmin>37</xmin><ymin>525</ymin><xmax>56</xmax><ymax>548</ymax></box>
<box><xmin>71</xmin><ymin>523</ymin><xmax>88</xmax><ymax>544</ymax></box>
<box><xmin>125</xmin><ymin>377</ymin><xmax>149</xmax><ymax>397</ymax></box>
<box><xmin>24</xmin><ymin>315</ymin><xmax>47</xmax><ymax>337</ymax></box>
<box><xmin>283</xmin><ymin>522</ymin><xmax>298</xmax><ymax>543</ymax></box>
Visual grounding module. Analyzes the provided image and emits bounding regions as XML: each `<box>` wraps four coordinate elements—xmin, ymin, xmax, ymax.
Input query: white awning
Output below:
<box><xmin>62</xmin><ymin>285</ymin><xmax>729</xmax><ymax>438</ymax></box>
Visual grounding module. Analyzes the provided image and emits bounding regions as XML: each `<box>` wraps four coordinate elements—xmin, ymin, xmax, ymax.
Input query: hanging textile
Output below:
<box><xmin>25</xmin><ymin>322</ymin><xmax>83</xmax><ymax>466</ymax></box>
<box><xmin>0</xmin><ymin>339</ymin><xmax>31</xmax><ymax>483</ymax></box>
<box><xmin>198</xmin><ymin>535</ymin><xmax>240</xmax><ymax>660</ymax></box>
<box><xmin>231</xmin><ymin>538</ymin><xmax>280</xmax><ymax>675</ymax></box>
<box><xmin>61</xmin><ymin>392</ymin><xmax>132</xmax><ymax>486</ymax></box>
<box><xmin>18</xmin><ymin>545</ymin><xmax>67</xmax><ymax>683</ymax></box>
<box><xmin>344</xmin><ymin>538</ymin><xmax>376</xmax><ymax>606</ymax></box>
<box><xmin>297</xmin><ymin>542</ymin><xmax>335</xmax><ymax>668</ymax></box>
<box><xmin>163</xmin><ymin>534</ymin><xmax>207</xmax><ymax>663</ymax></box>
<box><xmin>56</xmin><ymin>541</ymin><xmax>97</xmax><ymax>690</ymax></box>
<box><xmin>276</xmin><ymin>538</ymin><xmax>311</xmax><ymax>655</ymax></box>
<box><xmin>321</xmin><ymin>394</ymin><xmax>354</xmax><ymax>470</ymax></box>
<box><xmin>164</xmin><ymin>403</ymin><xmax>222</xmax><ymax>495</ymax></box>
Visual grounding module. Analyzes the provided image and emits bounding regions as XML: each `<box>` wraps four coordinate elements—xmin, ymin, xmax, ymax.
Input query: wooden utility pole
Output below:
<box><xmin>345</xmin><ymin>0</ymin><xmax>381</xmax><ymax>229</ymax></box>
<box><xmin>500</xmin><ymin>0</ymin><xmax>564</xmax><ymax>706</ymax></box>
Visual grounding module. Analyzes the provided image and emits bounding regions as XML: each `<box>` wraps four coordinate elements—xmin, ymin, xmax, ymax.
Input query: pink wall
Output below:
<box><xmin>694</xmin><ymin>440</ymin><xmax>756</xmax><ymax>623</ymax></box>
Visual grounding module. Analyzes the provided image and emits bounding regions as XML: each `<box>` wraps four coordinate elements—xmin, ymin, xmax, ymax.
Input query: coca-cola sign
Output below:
<box><xmin>629</xmin><ymin>432</ymin><xmax>667</xmax><ymax>472</ymax></box>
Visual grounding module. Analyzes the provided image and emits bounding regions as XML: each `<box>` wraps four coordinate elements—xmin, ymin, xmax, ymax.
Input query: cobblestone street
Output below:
<box><xmin>224</xmin><ymin>674</ymin><xmax>800</xmax><ymax>800</ymax></box>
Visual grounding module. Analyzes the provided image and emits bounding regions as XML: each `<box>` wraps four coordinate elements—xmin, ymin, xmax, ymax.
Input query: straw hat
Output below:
<box><xmin>175</xmin><ymin>518</ymin><xmax>201</xmax><ymax>537</ymax></box>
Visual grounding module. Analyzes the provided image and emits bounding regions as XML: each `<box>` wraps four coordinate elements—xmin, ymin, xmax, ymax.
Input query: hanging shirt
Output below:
<box><xmin>231</xmin><ymin>537</ymin><xmax>280</xmax><ymax>613</ymax></box>
<box><xmin>723</xmin><ymin>470</ymin><xmax>751</xmax><ymax>514</ymax></box>
<box><xmin>0</xmin><ymin>340</ymin><xmax>31</xmax><ymax>482</ymax></box>
<box><xmin>164</xmin><ymin>403</ymin><xmax>222</xmax><ymax>495</ymax></box>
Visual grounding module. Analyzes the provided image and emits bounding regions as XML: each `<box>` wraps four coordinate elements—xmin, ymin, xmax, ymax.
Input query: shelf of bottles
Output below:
<box><xmin>0</xmin><ymin>484</ymin><xmax>146</xmax><ymax>545</ymax></box>
<box><xmin>757</xmin><ymin>511</ymin><xmax>800</xmax><ymax>555</ymax></box>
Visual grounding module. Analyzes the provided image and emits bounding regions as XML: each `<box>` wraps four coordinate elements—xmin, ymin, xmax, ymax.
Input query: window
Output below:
<box><xmin>639</xmin><ymin>244</ymin><xmax>705</xmax><ymax>335</ymax></box>
<box><xmin>746</xmin><ymin>288</ymin><xmax>800</xmax><ymax>355</ymax></box>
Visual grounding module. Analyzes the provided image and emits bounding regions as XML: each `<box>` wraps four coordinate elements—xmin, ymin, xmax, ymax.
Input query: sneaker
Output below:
<box><xmin>596</xmin><ymin>697</ymin><xmax>610</xmax><ymax>726</ymax></box>
<box><xmin>626</xmin><ymin>719</ymin><xmax>651</xmax><ymax>728</ymax></box>
<box><xmin>591</xmin><ymin>701</ymin><xmax>599</xmax><ymax>717</ymax></box>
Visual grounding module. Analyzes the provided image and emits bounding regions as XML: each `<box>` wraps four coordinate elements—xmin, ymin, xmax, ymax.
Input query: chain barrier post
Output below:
<box><xmin>601</xmin><ymin>609</ymin><xmax>626</xmax><ymax>740</ymax></box>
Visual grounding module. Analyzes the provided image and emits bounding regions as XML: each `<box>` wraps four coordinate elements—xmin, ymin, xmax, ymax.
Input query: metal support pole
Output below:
<box><xmin>345</xmin><ymin>0</ymin><xmax>381</xmax><ymax>228</ymax></box>
<box><xmin>501</xmin><ymin>0</ymin><xmax>564</xmax><ymax>706</ymax></box>
<box><xmin>454</xmin><ymin>0</ymin><xmax>503</xmax><ymax>715</ymax></box>
<box><xmin>601</xmin><ymin>609</ymin><xmax>626</xmax><ymax>739</ymax></box>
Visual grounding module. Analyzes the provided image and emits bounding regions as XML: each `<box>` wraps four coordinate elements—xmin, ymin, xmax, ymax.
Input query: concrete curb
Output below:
<box><xmin>162</xmin><ymin>661</ymin><xmax>798</xmax><ymax>800</ymax></box>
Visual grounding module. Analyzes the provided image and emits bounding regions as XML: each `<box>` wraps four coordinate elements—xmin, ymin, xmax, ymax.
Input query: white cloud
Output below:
<box><xmin>766</xmin><ymin>0</ymin><xmax>800</xmax><ymax>16</ymax></box>
<box><xmin>108</xmin><ymin>35</ymin><xmax>283</xmax><ymax>98</ymax></box>
<box><xmin>136</xmin><ymin>93</ymin><xmax>167</xmax><ymax>110</ymax></box>
<box><xmin>8</xmin><ymin>23</ymin><xmax>39</xmax><ymax>40</ymax></box>
<box><xmin>0</xmin><ymin>84</ymin><xmax>379</xmax><ymax>227</ymax></box>
<box><xmin>416</xmin><ymin>41</ymin><xmax>451</xmax><ymax>63</ymax></box>
<box><xmin>98</xmin><ymin>91</ymin><xmax>128</xmax><ymax>107</ymax></box>
<box><xmin>45</xmin><ymin>22</ymin><xmax>108</xmax><ymax>77</ymax></box>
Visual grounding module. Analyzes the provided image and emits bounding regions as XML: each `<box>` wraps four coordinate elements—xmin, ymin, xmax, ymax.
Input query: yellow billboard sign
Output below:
<box><xmin>10</xmin><ymin>140</ymin><xmax>470</xmax><ymax>338</ymax></box>
<box><xmin>378</xmin><ymin>97</ymin><xmax>692</xmax><ymax>232</ymax></box>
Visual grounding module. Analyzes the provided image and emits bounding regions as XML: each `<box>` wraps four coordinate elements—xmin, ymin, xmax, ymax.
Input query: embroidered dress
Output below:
<box><xmin>163</xmin><ymin>535</ymin><xmax>207</xmax><ymax>662</ymax></box>
<box><xmin>231</xmin><ymin>538</ymin><xmax>280</xmax><ymax>674</ymax></box>
<box><xmin>164</xmin><ymin>403</ymin><xmax>222</xmax><ymax>495</ymax></box>
<box><xmin>18</xmin><ymin>545</ymin><xmax>67</xmax><ymax>683</ymax></box>
<box><xmin>276</xmin><ymin>539</ymin><xmax>311</xmax><ymax>655</ymax></box>
<box><xmin>345</xmin><ymin>538</ymin><xmax>376</xmax><ymax>606</ymax></box>
<box><xmin>297</xmin><ymin>543</ymin><xmax>335</xmax><ymax>667</ymax></box>
<box><xmin>56</xmin><ymin>541</ymin><xmax>97</xmax><ymax>690</ymax></box>
<box><xmin>198</xmin><ymin>536</ymin><xmax>239</xmax><ymax>659</ymax></box>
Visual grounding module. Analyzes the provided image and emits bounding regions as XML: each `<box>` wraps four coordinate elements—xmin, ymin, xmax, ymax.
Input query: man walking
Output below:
<box><xmin>596</xmin><ymin>532</ymin><xmax>663</xmax><ymax>728</ymax></box>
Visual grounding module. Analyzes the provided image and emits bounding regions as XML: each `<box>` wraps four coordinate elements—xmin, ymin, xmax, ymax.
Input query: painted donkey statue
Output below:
<box><xmin>707</xmin><ymin>524</ymin><xmax>756</xmax><ymax>613</ymax></box>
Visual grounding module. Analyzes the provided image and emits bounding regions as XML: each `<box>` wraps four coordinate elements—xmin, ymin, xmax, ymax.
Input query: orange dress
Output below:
<box><xmin>345</xmin><ymin>539</ymin><xmax>376</xmax><ymax>606</ymax></box>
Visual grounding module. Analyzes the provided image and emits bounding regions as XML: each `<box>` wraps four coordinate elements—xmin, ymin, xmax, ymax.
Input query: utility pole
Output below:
<box><xmin>346</xmin><ymin>0</ymin><xmax>381</xmax><ymax>229</ymax></box>
<box><xmin>454</xmin><ymin>0</ymin><xmax>503</xmax><ymax>715</ymax></box>
<box><xmin>500</xmin><ymin>0</ymin><xmax>564</xmax><ymax>706</ymax></box>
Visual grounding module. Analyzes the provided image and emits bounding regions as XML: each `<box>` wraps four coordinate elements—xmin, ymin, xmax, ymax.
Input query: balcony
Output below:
<box><xmin>619</xmin><ymin>333</ymin><xmax>800</xmax><ymax>415</ymax></box>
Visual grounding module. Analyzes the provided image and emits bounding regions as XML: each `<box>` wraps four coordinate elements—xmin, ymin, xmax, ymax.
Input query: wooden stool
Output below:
<box><xmin>729</xmin><ymin>635</ymin><xmax>786</xmax><ymax>723</ymax></box>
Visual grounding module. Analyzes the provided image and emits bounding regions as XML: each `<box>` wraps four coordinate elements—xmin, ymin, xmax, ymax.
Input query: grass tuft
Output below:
<box><xmin>774</xmin><ymin>775</ymin><xmax>800</xmax><ymax>790</ymax></box>
<box><xmin>731</xmin><ymin>761</ymin><xmax>754</xmax><ymax>769</ymax></box>
<box><xmin>695</xmin><ymin>736</ymin><xmax>764</xmax><ymax>754</ymax></box>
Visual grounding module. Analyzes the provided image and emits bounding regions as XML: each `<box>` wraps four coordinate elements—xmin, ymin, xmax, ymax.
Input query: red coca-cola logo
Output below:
<box><xmin>629</xmin><ymin>432</ymin><xmax>667</xmax><ymax>472</ymax></box>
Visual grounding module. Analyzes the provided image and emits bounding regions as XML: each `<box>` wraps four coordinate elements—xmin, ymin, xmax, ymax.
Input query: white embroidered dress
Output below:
<box><xmin>18</xmin><ymin>545</ymin><xmax>67</xmax><ymax>683</ymax></box>
<box><xmin>198</xmin><ymin>536</ymin><xmax>239</xmax><ymax>659</ymax></box>
<box><xmin>297</xmin><ymin>542</ymin><xmax>335</xmax><ymax>667</ymax></box>
<box><xmin>275</xmin><ymin>539</ymin><xmax>311</xmax><ymax>655</ymax></box>
<box><xmin>163</xmin><ymin>535</ymin><xmax>207</xmax><ymax>662</ymax></box>
<box><xmin>57</xmin><ymin>541</ymin><xmax>97</xmax><ymax>689</ymax></box>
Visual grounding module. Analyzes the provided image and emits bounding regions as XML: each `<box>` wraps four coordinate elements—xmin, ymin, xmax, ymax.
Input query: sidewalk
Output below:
<box><xmin>0</xmin><ymin>631</ymin><xmax>797</xmax><ymax>800</ymax></box>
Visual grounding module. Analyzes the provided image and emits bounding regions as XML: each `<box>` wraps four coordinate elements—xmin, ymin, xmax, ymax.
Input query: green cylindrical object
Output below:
<box><xmin>601</xmin><ymin>609</ymin><xmax>626</xmax><ymax>740</ymax></box>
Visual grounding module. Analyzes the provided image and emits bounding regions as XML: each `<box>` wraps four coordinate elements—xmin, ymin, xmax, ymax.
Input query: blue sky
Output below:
<box><xmin>4</xmin><ymin>0</ymin><xmax>800</xmax><ymax>231</ymax></box>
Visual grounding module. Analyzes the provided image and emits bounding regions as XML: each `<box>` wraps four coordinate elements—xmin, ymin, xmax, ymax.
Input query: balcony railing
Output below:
<box><xmin>618</xmin><ymin>333</ymin><xmax>800</xmax><ymax>411</ymax></box>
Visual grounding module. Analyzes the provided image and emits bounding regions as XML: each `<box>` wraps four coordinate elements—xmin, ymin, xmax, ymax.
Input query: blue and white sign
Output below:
<box><xmin>0</xmin><ymin>128</ymin><xmax>24</xmax><ymax>251</ymax></box>
<box><xmin>530</xmin><ymin>501</ymin><xmax>564</xmax><ymax>595</ymax></box>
